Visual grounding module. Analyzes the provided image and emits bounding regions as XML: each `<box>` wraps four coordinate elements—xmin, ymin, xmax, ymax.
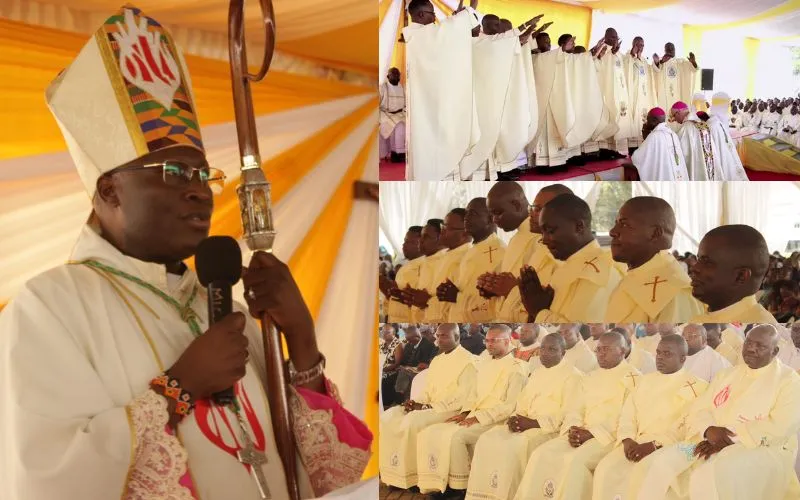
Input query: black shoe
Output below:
<box><xmin>496</xmin><ymin>171</ymin><xmax>520</xmax><ymax>180</ymax></box>
<box><xmin>566</xmin><ymin>156</ymin><xmax>586</xmax><ymax>166</ymax></box>
<box><xmin>553</xmin><ymin>164</ymin><xmax>569</xmax><ymax>173</ymax></box>
<box><xmin>390</xmin><ymin>152</ymin><xmax>401</xmax><ymax>163</ymax></box>
<box><xmin>504</xmin><ymin>168</ymin><xmax>523</xmax><ymax>176</ymax></box>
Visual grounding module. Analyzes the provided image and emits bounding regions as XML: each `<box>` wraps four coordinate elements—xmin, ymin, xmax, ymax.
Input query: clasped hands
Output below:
<box><xmin>446</xmin><ymin>411</ymin><xmax>479</xmax><ymax>427</ymax></box>
<box><xmin>476</xmin><ymin>272</ymin><xmax>517</xmax><ymax>298</ymax></box>
<box><xmin>622</xmin><ymin>438</ymin><xmax>658</xmax><ymax>463</ymax></box>
<box><xmin>568</xmin><ymin>426</ymin><xmax>594</xmax><ymax>448</ymax></box>
<box><xmin>507</xmin><ymin>415</ymin><xmax>539</xmax><ymax>433</ymax></box>
<box><xmin>519</xmin><ymin>265</ymin><xmax>554</xmax><ymax>317</ymax></box>
<box><xmin>694</xmin><ymin>426</ymin><xmax>736</xmax><ymax>460</ymax></box>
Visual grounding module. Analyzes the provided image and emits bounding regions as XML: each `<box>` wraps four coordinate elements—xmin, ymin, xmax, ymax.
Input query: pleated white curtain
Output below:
<box><xmin>723</xmin><ymin>182</ymin><xmax>798</xmax><ymax>254</ymax></box>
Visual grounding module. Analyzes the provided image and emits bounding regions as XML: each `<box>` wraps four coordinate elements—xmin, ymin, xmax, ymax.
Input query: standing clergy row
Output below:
<box><xmin>379</xmin><ymin>182</ymin><xmax>778</xmax><ymax>325</ymax></box>
<box><xmin>402</xmin><ymin>0</ymin><xmax>700</xmax><ymax>180</ymax></box>
<box><xmin>379</xmin><ymin>323</ymin><xmax>800</xmax><ymax>500</ymax></box>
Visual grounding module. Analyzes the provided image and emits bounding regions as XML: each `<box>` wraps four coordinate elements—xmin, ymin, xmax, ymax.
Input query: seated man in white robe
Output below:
<box><xmin>593</xmin><ymin>335</ymin><xmax>708</xmax><ymax>500</ymax></box>
<box><xmin>704</xmin><ymin>323</ymin><xmax>741</xmax><ymax>366</ymax></box>
<box><xmin>465</xmin><ymin>333</ymin><xmax>583</xmax><ymax>500</ymax></box>
<box><xmin>416</xmin><ymin>325</ymin><xmax>527</xmax><ymax>495</ymax></box>
<box><xmin>512</xmin><ymin>323</ymin><xmax>542</xmax><ymax>364</ymax></box>
<box><xmin>667</xmin><ymin>101</ymin><xmax>690</xmax><ymax>134</ymax></box>
<box><xmin>519</xmin><ymin>194</ymin><xmax>623</xmax><ymax>322</ymax></box>
<box><xmin>611</xmin><ymin>326</ymin><xmax>657</xmax><ymax>374</ymax></box>
<box><xmin>402</xmin><ymin>0</ymin><xmax>480</xmax><ymax>181</ymax></box>
<box><xmin>606</xmin><ymin>197</ymin><xmax>703</xmax><ymax>323</ymax></box>
<box><xmin>740</xmin><ymin>102</ymin><xmax>761</xmax><ymax>133</ymax></box>
<box><xmin>729</xmin><ymin>105</ymin><xmax>743</xmax><ymax>130</ymax></box>
<box><xmin>380</xmin><ymin>324</ymin><xmax>477</xmax><ymax>489</ymax></box>
<box><xmin>631</xmin><ymin>107</ymin><xmax>690</xmax><ymax>181</ymax></box>
<box><xmin>706</xmin><ymin>92</ymin><xmax>748</xmax><ymax>181</ymax></box>
<box><xmin>681</xmin><ymin>324</ymin><xmax>732</xmax><ymax>382</ymax></box>
<box><xmin>678</xmin><ymin>110</ymin><xmax>724</xmax><ymax>180</ymax></box>
<box><xmin>0</xmin><ymin>6</ymin><xmax>372</xmax><ymax>499</ymax></box>
<box><xmin>585</xmin><ymin>323</ymin><xmax>607</xmax><ymax>352</ymax></box>
<box><xmin>379</xmin><ymin>67</ymin><xmax>407</xmax><ymax>163</ymax></box>
<box><xmin>690</xmin><ymin>225</ymin><xmax>777</xmax><ymax>324</ymax></box>
<box><xmin>759</xmin><ymin>103</ymin><xmax>781</xmax><ymax>135</ymax></box>
<box><xmin>633</xmin><ymin>325</ymin><xmax>800</xmax><ymax>500</ymax></box>
<box><xmin>532</xmin><ymin>323</ymin><xmax>599</xmax><ymax>373</ymax></box>
<box><xmin>778</xmin><ymin>104</ymin><xmax>800</xmax><ymax>147</ymax></box>
<box><xmin>513</xmin><ymin>331</ymin><xmax>640</xmax><ymax>500</ymax></box>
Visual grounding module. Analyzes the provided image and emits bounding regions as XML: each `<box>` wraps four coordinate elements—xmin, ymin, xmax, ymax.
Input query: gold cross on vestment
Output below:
<box><xmin>484</xmin><ymin>246</ymin><xmax>497</xmax><ymax>263</ymax></box>
<box><xmin>237</xmin><ymin>425</ymin><xmax>271</xmax><ymax>499</ymax></box>
<box><xmin>644</xmin><ymin>276</ymin><xmax>667</xmax><ymax>303</ymax></box>
<box><xmin>583</xmin><ymin>257</ymin><xmax>600</xmax><ymax>273</ymax></box>
<box><xmin>626</xmin><ymin>372</ymin><xmax>639</xmax><ymax>387</ymax></box>
<box><xmin>684</xmin><ymin>380</ymin><xmax>698</xmax><ymax>397</ymax></box>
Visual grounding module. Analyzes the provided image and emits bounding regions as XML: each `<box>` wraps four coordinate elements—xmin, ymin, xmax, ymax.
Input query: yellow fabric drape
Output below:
<box><xmin>742</xmin><ymin>138</ymin><xmax>800</xmax><ymax>174</ymax></box>
<box><xmin>0</xmin><ymin>18</ymin><xmax>371</xmax><ymax>161</ymax></box>
<box><xmin>477</xmin><ymin>0</ymin><xmax>592</xmax><ymax>46</ymax></box>
<box><xmin>364</xmin><ymin>312</ymin><xmax>379</xmax><ymax>478</ymax></box>
<box><xmin>743</xmin><ymin>37</ymin><xmax>760</xmax><ymax>98</ymax></box>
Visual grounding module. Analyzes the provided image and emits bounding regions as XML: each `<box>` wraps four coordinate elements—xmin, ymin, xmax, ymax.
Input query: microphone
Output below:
<box><xmin>195</xmin><ymin>236</ymin><xmax>243</xmax><ymax>406</ymax></box>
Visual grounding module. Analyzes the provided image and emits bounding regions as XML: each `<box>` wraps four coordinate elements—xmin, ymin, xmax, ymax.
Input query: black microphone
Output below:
<box><xmin>195</xmin><ymin>236</ymin><xmax>243</xmax><ymax>406</ymax></box>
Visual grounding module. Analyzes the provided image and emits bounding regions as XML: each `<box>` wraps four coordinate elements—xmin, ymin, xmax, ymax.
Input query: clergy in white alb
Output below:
<box><xmin>593</xmin><ymin>335</ymin><xmax>708</xmax><ymax>500</ymax></box>
<box><xmin>465</xmin><ymin>334</ymin><xmax>583</xmax><ymax>500</ymax></box>
<box><xmin>631</xmin><ymin>108</ymin><xmax>690</xmax><ymax>181</ymax></box>
<box><xmin>778</xmin><ymin>106</ymin><xmax>800</xmax><ymax>147</ymax></box>
<box><xmin>527</xmin><ymin>41</ymin><xmax>604</xmax><ymax>168</ymax></box>
<box><xmin>530</xmin><ymin>324</ymin><xmax>600</xmax><ymax>374</ymax></box>
<box><xmin>678</xmin><ymin>112</ymin><xmax>724</xmax><ymax>181</ymax></box>
<box><xmin>652</xmin><ymin>44</ymin><xmax>699</xmax><ymax>115</ymax></box>
<box><xmin>0</xmin><ymin>8</ymin><xmax>372</xmax><ymax>499</ymax></box>
<box><xmin>386</xmin><ymin>227</ymin><xmax>424</xmax><ymax>323</ymax></box>
<box><xmin>513</xmin><ymin>331</ymin><xmax>640</xmax><ymax>500</ymax></box>
<box><xmin>410</xmin><ymin>248</ymin><xmax>448</xmax><ymax>322</ymax></box>
<box><xmin>707</xmin><ymin>92</ymin><xmax>748</xmax><ymax>181</ymax></box>
<box><xmin>634</xmin><ymin>325</ymin><xmax>800</xmax><ymax>500</ymax></box>
<box><xmin>380</xmin><ymin>325</ymin><xmax>477</xmax><ymax>489</ymax></box>
<box><xmin>425</xmin><ymin>209</ymin><xmax>473</xmax><ymax>322</ymax></box>
<box><xmin>606</xmin><ymin>197</ymin><xmax>704</xmax><ymax>323</ymax></box>
<box><xmin>614</xmin><ymin>326</ymin><xmax>657</xmax><ymax>374</ymax></box>
<box><xmin>593</xmin><ymin>29</ymin><xmax>638</xmax><ymax>156</ymax></box>
<box><xmin>379</xmin><ymin>68</ymin><xmax>407</xmax><ymax>161</ymax></box>
<box><xmin>759</xmin><ymin>106</ymin><xmax>781</xmax><ymax>136</ymax></box>
<box><xmin>448</xmin><ymin>198</ymin><xmax>507</xmax><ymax>322</ymax></box>
<box><xmin>417</xmin><ymin>326</ymin><xmax>528</xmax><ymax>494</ymax></box>
<box><xmin>523</xmin><ymin>184</ymin><xmax>571</xmax><ymax>289</ymax></box>
<box><xmin>689</xmin><ymin>225</ymin><xmax>778</xmax><ymax>325</ymax></box>
<box><xmin>623</xmin><ymin>38</ymin><xmax>659</xmax><ymax>148</ymax></box>
<box><xmin>521</xmin><ymin>194</ymin><xmax>623</xmax><ymax>322</ymax></box>
<box><xmin>681</xmin><ymin>324</ymin><xmax>732</xmax><ymax>382</ymax></box>
<box><xmin>403</xmin><ymin>0</ymin><xmax>480</xmax><ymax>180</ymax></box>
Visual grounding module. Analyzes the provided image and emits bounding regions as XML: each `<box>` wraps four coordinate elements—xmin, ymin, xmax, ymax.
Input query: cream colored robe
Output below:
<box><xmin>593</xmin><ymin>369</ymin><xmax>708</xmax><ymax>500</ymax></box>
<box><xmin>513</xmin><ymin>360</ymin><xmax>642</xmax><ymax>500</ymax></box>
<box><xmin>530</xmin><ymin>337</ymin><xmax>598</xmax><ymax>374</ymax></box>
<box><xmin>534</xmin><ymin>240</ymin><xmax>624</xmax><ymax>322</ymax></box>
<box><xmin>684</xmin><ymin>345</ymin><xmax>732</xmax><ymax>383</ymax></box>
<box><xmin>623</xmin><ymin>54</ymin><xmax>658</xmax><ymax>148</ymax></box>
<box><xmin>707</xmin><ymin>115</ymin><xmax>748</xmax><ymax>181</ymax></box>
<box><xmin>496</xmin><ymin>220</ymin><xmax>538</xmax><ymax>322</ymax></box>
<box><xmin>379</xmin><ymin>81</ymin><xmax>406</xmax><ymax>139</ymax></box>
<box><xmin>403</xmin><ymin>10</ymin><xmax>480</xmax><ymax>181</ymax></box>
<box><xmin>417</xmin><ymin>352</ymin><xmax>528</xmax><ymax>493</ymax></box>
<box><xmin>691</xmin><ymin>295</ymin><xmax>777</xmax><ymax>325</ymax></box>
<box><xmin>652</xmin><ymin>57</ymin><xmax>699</xmax><ymax>113</ymax></box>
<box><xmin>628</xmin><ymin>344</ymin><xmax>657</xmax><ymax>374</ymax></box>
<box><xmin>714</xmin><ymin>341</ymin><xmax>741</xmax><ymax>366</ymax></box>
<box><xmin>387</xmin><ymin>256</ymin><xmax>424</xmax><ymax>323</ymax></box>
<box><xmin>594</xmin><ymin>48</ymin><xmax>638</xmax><ymax>155</ymax></box>
<box><xmin>635</xmin><ymin>359</ymin><xmax>800</xmax><ymax>500</ymax></box>
<box><xmin>380</xmin><ymin>346</ymin><xmax>477</xmax><ymax>489</ymax></box>
<box><xmin>426</xmin><ymin>242</ymin><xmax>472</xmax><ymax>322</ymax></box>
<box><xmin>679</xmin><ymin>114</ymin><xmax>724</xmax><ymax>181</ymax></box>
<box><xmin>451</xmin><ymin>233</ymin><xmax>507</xmax><ymax>322</ymax></box>
<box><xmin>526</xmin><ymin>236</ymin><xmax>559</xmax><ymax>288</ymax></box>
<box><xmin>635</xmin><ymin>334</ymin><xmax>662</xmax><ymax>357</ymax></box>
<box><xmin>0</xmin><ymin>226</ymin><xmax>371</xmax><ymax>500</ymax></box>
<box><xmin>412</xmin><ymin>249</ymin><xmax>448</xmax><ymax>322</ymax></box>
<box><xmin>606</xmin><ymin>250</ymin><xmax>703</xmax><ymax>323</ymax></box>
<box><xmin>631</xmin><ymin>122</ymin><xmax>690</xmax><ymax>181</ymax></box>
<box><xmin>465</xmin><ymin>361</ymin><xmax>583</xmax><ymax>500</ymax></box>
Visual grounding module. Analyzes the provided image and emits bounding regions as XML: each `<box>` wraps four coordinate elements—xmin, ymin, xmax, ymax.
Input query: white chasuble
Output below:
<box><xmin>594</xmin><ymin>49</ymin><xmax>637</xmax><ymax>154</ymax></box>
<box><xmin>606</xmin><ymin>250</ymin><xmax>703</xmax><ymax>323</ymax></box>
<box><xmin>387</xmin><ymin>256</ymin><xmax>423</xmax><ymax>323</ymax></box>
<box><xmin>707</xmin><ymin>115</ymin><xmax>748</xmax><ymax>181</ymax></box>
<box><xmin>623</xmin><ymin>54</ymin><xmax>658</xmax><ymax>148</ymax></box>
<box><xmin>684</xmin><ymin>345</ymin><xmax>732</xmax><ymax>383</ymax></box>
<box><xmin>0</xmin><ymin>226</ymin><xmax>371</xmax><ymax>500</ymax></box>
<box><xmin>495</xmin><ymin>221</ymin><xmax>538</xmax><ymax>321</ymax></box>
<box><xmin>379</xmin><ymin>81</ymin><xmax>406</xmax><ymax>139</ymax></box>
<box><xmin>403</xmin><ymin>10</ymin><xmax>480</xmax><ymax>181</ymax></box>
<box><xmin>653</xmin><ymin>58</ymin><xmax>698</xmax><ymax>113</ymax></box>
<box><xmin>494</xmin><ymin>37</ymin><xmax>538</xmax><ymax>169</ymax></box>
<box><xmin>631</xmin><ymin>123</ymin><xmax>689</xmax><ymax>181</ymax></box>
<box><xmin>691</xmin><ymin>295</ymin><xmax>778</xmax><ymax>325</ymax></box>
<box><xmin>678</xmin><ymin>115</ymin><xmax>724</xmax><ymax>181</ymax></box>
<box><xmin>412</xmin><ymin>249</ymin><xmax>448</xmax><ymax>322</ymax></box>
<box><xmin>426</xmin><ymin>242</ymin><xmax>472</xmax><ymax>322</ymax></box>
<box><xmin>451</xmin><ymin>233</ymin><xmax>507</xmax><ymax>322</ymax></box>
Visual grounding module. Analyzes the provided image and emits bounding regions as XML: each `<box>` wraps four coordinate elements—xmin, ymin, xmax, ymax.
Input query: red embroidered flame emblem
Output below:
<box><xmin>713</xmin><ymin>385</ymin><xmax>731</xmax><ymax>408</ymax></box>
<box><xmin>193</xmin><ymin>382</ymin><xmax>266</xmax><ymax>472</ymax></box>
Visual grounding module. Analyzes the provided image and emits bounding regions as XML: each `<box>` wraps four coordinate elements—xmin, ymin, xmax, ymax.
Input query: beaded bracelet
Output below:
<box><xmin>151</xmin><ymin>373</ymin><xmax>195</xmax><ymax>417</ymax></box>
<box><xmin>287</xmin><ymin>354</ymin><xmax>326</xmax><ymax>386</ymax></box>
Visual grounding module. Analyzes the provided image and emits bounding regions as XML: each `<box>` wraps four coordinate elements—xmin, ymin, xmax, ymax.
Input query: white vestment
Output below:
<box><xmin>379</xmin><ymin>81</ymin><xmax>406</xmax><ymax>156</ymax></box>
<box><xmin>594</xmin><ymin>48</ymin><xmax>637</xmax><ymax>155</ymax></box>
<box><xmin>495</xmin><ymin>221</ymin><xmax>537</xmax><ymax>322</ymax></box>
<box><xmin>451</xmin><ymin>233</ymin><xmax>507</xmax><ymax>322</ymax></box>
<box><xmin>628</xmin><ymin>344</ymin><xmax>657</xmax><ymax>374</ymax></box>
<box><xmin>623</xmin><ymin>54</ymin><xmax>658</xmax><ymax>148</ymax></box>
<box><xmin>631</xmin><ymin>122</ymin><xmax>690</xmax><ymax>180</ymax></box>
<box><xmin>683</xmin><ymin>345</ymin><xmax>732</xmax><ymax>382</ymax></box>
<box><xmin>0</xmin><ymin>226</ymin><xmax>371</xmax><ymax>500</ymax></box>
<box><xmin>678</xmin><ymin>114</ymin><xmax>724</xmax><ymax>181</ymax></box>
<box><xmin>777</xmin><ymin>114</ymin><xmax>800</xmax><ymax>147</ymax></box>
<box><xmin>759</xmin><ymin>112</ymin><xmax>780</xmax><ymax>136</ymax></box>
<box><xmin>707</xmin><ymin>115</ymin><xmax>748</xmax><ymax>181</ymax></box>
<box><xmin>652</xmin><ymin>57</ymin><xmax>698</xmax><ymax>113</ymax></box>
<box><xmin>403</xmin><ymin>11</ymin><xmax>480</xmax><ymax>180</ymax></box>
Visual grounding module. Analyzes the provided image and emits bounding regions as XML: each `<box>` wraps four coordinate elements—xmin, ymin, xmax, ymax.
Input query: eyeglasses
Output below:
<box><xmin>112</xmin><ymin>161</ymin><xmax>226</xmax><ymax>195</ymax></box>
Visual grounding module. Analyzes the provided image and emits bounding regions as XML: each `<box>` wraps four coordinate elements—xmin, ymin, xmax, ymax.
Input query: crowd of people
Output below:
<box><xmin>378</xmin><ymin>322</ymin><xmax>800</xmax><ymax>500</ymax></box>
<box><xmin>390</xmin><ymin>0</ymin><xmax>763</xmax><ymax>182</ymax></box>
<box><xmin>728</xmin><ymin>96</ymin><xmax>800</xmax><ymax>146</ymax></box>
<box><xmin>378</xmin><ymin>181</ymin><xmax>780</xmax><ymax>325</ymax></box>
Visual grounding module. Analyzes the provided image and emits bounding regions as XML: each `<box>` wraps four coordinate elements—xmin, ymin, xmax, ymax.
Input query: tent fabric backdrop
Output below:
<box><xmin>0</xmin><ymin>19</ymin><xmax>380</xmax><ymax>477</ymax></box>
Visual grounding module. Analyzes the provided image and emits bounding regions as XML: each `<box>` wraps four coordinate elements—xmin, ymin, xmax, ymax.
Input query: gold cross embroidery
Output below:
<box><xmin>684</xmin><ymin>380</ymin><xmax>698</xmax><ymax>397</ymax></box>
<box><xmin>484</xmin><ymin>246</ymin><xmax>497</xmax><ymax>264</ymax></box>
<box><xmin>626</xmin><ymin>372</ymin><xmax>639</xmax><ymax>387</ymax></box>
<box><xmin>644</xmin><ymin>276</ymin><xmax>667</xmax><ymax>303</ymax></box>
<box><xmin>583</xmin><ymin>257</ymin><xmax>600</xmax><ymax>273</ymax></box>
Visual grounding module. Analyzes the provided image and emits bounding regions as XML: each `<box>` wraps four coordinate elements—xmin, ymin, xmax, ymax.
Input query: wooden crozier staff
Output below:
<box><xmin>228</xmin><ymin>2</ymin><xmax>301</xmax><ymax>499</ymax></box>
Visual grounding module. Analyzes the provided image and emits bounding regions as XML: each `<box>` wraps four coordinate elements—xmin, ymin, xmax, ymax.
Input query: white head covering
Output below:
<box><xmin>708</xmin><ymin>91</ymin><xmax>731</xmax><ymax>121</ymax></box>
<box><xmin>45</xmin><ymin>5</ymin><xmax>204</xmax><ymax>198</ymax></box>
<box><xmin>691</xmin><ymin>92</ymin><xmax>708</xmax><ymax>114</ymax></box>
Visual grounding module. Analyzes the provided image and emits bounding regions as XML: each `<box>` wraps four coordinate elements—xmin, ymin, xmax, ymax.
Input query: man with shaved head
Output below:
<box><xmin>441</xmin><ymin>197</ymin><xmax>507</xmax><ymax>322</ymax></box>
<box><xmin>382</xmin><ymin>225</ymin><xmax>424</xmax><ymax>322</ymax></box>
<box><xmin>611</xmin><ymin>326</ymin><xmax>656</xmax><ymax>374</ymax></box>
<box><xmin>523</xmin><ymin>184</ymin><xmax>572</xmax><ymax>288</ymax></box>
<box><xmin>520</xmin><ymin>194</ymin><xmax>623</xmax><ymax>322</ymax></box>
<box><xmin>606</xmin><ymin>197</ymin><xmax>703</xmax><ymax>322</ymax></box>
<box><xmin>635</xmin><ymin>325</ymin><xmax>800</xmax><ymax>499</ymax></box>
<box><xmin>478</xmin><ymin>182</ymin><xmax>538</xmax><ymax>321</ymax></box>
<box><xmin>681</xmin><ymin>323</ymin><xmax>731</xmax><ymax>382</ymax></box>
<box><xmin>534</xmin><ymin>323</ymin><xmax>600</xmax><ymax>373</ymax></box>
<box><xmin>425</xmin><ymin>208</ymin><xmax>473</xmax><ymax>322</ymax></box>
<box><xmin>417</xmin><ymin>324</ymin><xmax>528</xmax><ymax>495</ymax></box>
<box><xmin>513</xmin><ymin>323</ymin><xmax>542</xmax><ymax>363</ymax></box>
<box><xmin>651</xmin><ymin>42</ymin><xmax>699</xmax><ymax>113</ymax></box>
<box><xmin>704</xmin><ymin>322</ymin><xmax>740</xmax><ymax>366</ymax></box>
<box><xmin>466</xmin><ymin>333</ymin><xmax>583</xmax><ymax>500</ymax></box>
<box><xmin>594</xmin><ymin>333</ymin><xmax>707</xmax><ymax>499</ymax></box>
<box><xmin>481</xmin><ymin>13</ymin><xmax>500</xmax><ymax>35</ymax></box>
<box><xmin>630</xmin><ymin>107</ymin><xmax>690</xmax><ymax>180</ymax></box>
<box><xmin>380</xmin><ymin>323</ymin><xmax>477</xmax><ymax>490</ymax></box>
<box><xmin>401</xmin><ymin>219</ymin><xmax>448</xmax><ymax>322</ymax></box>
<box><xmin>690</xmin><ymin>224</ymin><xmax>776</xmax><ymax>324</ymax></box>
<box><xmin>515</xmin><ymin>331</ymin><xmax>640</xmax><ymax>500</ymax></box>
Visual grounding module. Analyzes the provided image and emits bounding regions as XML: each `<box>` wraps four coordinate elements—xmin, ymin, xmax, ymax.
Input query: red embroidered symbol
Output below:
<box><xmin>194</xmin><ymin>383</ymin><xmax>266</xmax><ymax>472</ymax></box>
<box><xmin>713</xmin><ymin>385</ymin><xmax>731</xmax><ymax>408</ymax></box>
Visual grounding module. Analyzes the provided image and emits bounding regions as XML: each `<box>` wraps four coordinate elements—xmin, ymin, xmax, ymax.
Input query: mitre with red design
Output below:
<box><xmin>45</xmin><ymin>4</ymin><xmax>204</xmax><ymax>197</ymax></box>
